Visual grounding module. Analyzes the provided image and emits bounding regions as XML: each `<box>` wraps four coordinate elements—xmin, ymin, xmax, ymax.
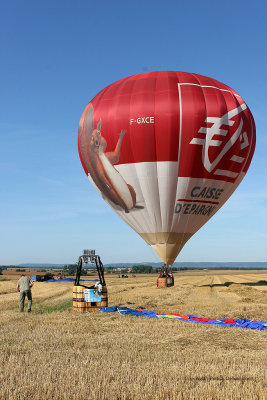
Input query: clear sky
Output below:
<box><xmin>1</xmin><ymin>0</ymin><xmax>266</xmax><ymax>265</ymax></box>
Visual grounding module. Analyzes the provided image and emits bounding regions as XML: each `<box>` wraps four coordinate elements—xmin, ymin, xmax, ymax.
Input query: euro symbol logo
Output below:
<box><xmin>190</xmin><ymin>103</ymin><xmax>249</xmax><ymax>178</ymax></box>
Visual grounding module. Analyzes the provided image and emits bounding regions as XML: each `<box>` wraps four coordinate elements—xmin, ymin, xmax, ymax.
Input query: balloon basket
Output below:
<box><xmin>157</xmin><ymin>266</ymin><xmax>174</xmax><ymax>288</ymax></box>
<box><xmin>73</xmin><ymin>285</ymin><xmax>108</xmax><ymax>313</ymax></box>
<box><xmin>157</xmin><ymin>277</ymin><xmax>174</xmax><ymax>287</ymax></box>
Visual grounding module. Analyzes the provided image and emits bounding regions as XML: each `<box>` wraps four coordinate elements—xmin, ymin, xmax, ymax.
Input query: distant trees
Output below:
<box><xmin>63</xmin><ymin>264</ymin><xmax>87</xmax><ymax>276</ymax></box>
<box><xmin>63</xmin><ymin>264</ymin><xmax>77</xmax><ymax>276</ymax></box>
<box><xmin>0</xmin><ymin>267</ymin><xmax>3</xmax><ymax>275</ymax></box>
<box><xmin>80</xmin><ymin>268</ymin><xmax>88</xmax><ymax>276</ymax></box>
<box><xmin>131</xmin><ymin>265</ymin><xmax>153</xmax><ymax>274</ymax></box>
<box><xmin>106</xmin><ymin>267</ymin><xmax>114</xmax><ymax>274</ymax></box>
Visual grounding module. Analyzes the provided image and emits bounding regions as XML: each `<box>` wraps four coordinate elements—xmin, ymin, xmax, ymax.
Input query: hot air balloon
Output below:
<box><xmin>78</xmin><ymin>71</ymin><xmax>256</xmax><ymax>267</ymax></box>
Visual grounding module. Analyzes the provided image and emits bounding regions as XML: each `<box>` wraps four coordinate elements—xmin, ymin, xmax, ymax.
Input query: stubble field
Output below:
<box><xmin>0</xmin><ymin>270</ymin><xmax>266</xmax><ymax>400</ymax></box>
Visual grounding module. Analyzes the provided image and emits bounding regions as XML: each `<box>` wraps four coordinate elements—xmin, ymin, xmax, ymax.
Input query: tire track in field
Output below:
<box><xmin>220</xmin><ymin>273</ymin><xmax>267</xmax><ymax>293</ymax></box>
<box><xmin>186</xmin><ymin>275</ymin><xmax>217</xmax><ymax>305</ymax></box>
<box><xmin>0</xmin><ymin>284</ymin><xmax>72</xmax><ymax>311</ymax></box>
<box><xmin>186</xmin><ymin>274</ymin><xmax>242</xmax><ymax>305</ymax></box>
<box><xmin>180</xmin><ymin>275</ymin><xmax>213</xmax><ymax>288</ymax></box>
<box><xmin>217</xmin><ymin>274</ymin><xmax>267</xmax><ymax>304</ymax></box>
<box><xmin>33</xmin><ymin>284</ymin><xmax>71</xmax><ymax>303</ymax></box>
<box><xmin>107</xmin><ymin>280</ymin><xmax>154</xmax><ymax>297</ymax></box>
<box><xmin>222</xmin><ymin>273</ymin><xmax>267</xmax><ymax>284</ymax></box>
<box><xmin>0</xmin><ymin>281</ymin><xmax>18</xmax><ymax>295</ymax></box>
<box><xmin>210</xmin><ymin>275</ymin><xmax>242</xmax><ymax>303</ymax></box>
<box><xmin>0</xmin><ymin>289</ymin><xmax>16</xmax><ymax>295</ymax></box>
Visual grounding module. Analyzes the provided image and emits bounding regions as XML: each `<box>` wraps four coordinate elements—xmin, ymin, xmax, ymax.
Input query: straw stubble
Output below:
<box><xmin>0</xmin><ymin>271</ymin><xmax>266</xmax><ymax>399</ymax></box>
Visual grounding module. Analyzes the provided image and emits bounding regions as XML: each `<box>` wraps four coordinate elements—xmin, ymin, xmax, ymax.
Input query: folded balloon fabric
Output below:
<box><xmin>98</xmin><ymin>306</ymin><xmax>267</xmax><ymax>330</ymax></box>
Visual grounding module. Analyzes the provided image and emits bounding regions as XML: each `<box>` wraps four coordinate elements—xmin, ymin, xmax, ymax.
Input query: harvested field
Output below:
<box><xmin>0</xmin><ymin>270</ymin><xmax>266</xmax><ymax>400</ymax></box>
<box><xmin>2</xmin><ymin>269</ymin><xmax>60</xmax><ymax>276</ymax></box>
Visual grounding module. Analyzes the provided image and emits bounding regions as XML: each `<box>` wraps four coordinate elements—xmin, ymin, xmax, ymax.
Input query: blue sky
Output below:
<box><xmin>1</xmin><ymin>0</ymin><xmax>266</xmax><ymax>265</ymax></box>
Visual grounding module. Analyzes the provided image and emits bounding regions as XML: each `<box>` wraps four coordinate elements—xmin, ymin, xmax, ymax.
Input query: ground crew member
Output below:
<box><xmin>16</xmin><ymin>274</ymin><xmax>34</xmax><ymax>312</ymax></box>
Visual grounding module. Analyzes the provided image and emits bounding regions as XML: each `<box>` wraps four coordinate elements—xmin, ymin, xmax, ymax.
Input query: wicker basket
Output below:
<box><xmin>86</xmin><ymin>287</ymin><xmax>108</xmax><ymax>312</ymax></box>
<box><xmin>73</xmin><ymin>286</ymin><xmax>84</xmax><ymax>300</ymax></box>
<box><xmin>73</xmin><ymin>286</ymin><xmax>108</xmax><ymax>312</ymax></box>
<box><xmin>157</xmin><ymin>277</ymin><xmax>174</xmax><ymax>288</ymax></box>
<box><xmin>72</xmin><ymin>300</ymin><xmax>87</xmax><ymax>312</ymax></box>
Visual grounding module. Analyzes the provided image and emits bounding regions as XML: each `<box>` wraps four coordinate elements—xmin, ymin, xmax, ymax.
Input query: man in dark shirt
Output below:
<box><xmin>16</xmin><ymin>274</ymin><xmax>34</xmax><ymax>312</ymax></box>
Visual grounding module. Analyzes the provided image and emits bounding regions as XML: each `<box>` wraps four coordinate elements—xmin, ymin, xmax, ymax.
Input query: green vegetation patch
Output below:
<box><xmin>32</xmin><ymin>299</ymin><xmax>73</xmax><ymax>314</ymax></box>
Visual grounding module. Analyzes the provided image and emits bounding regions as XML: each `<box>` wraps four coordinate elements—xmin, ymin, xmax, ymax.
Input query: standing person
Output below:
<box><xmin>16</xmin><ymin>274</ymin><xmax>34</xmax><ymax>312</ymax></box>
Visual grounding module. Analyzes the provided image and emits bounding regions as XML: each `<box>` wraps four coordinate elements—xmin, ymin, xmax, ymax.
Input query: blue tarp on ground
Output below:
<box><xmin>98</xmin><ymin>306</ymin><xmax>267</xmax><ymax>330</ymax></box>
<box><xmin>45</xmin><ymin>278</ymin><xmax>98</xmax><ymax>282</ymax></box>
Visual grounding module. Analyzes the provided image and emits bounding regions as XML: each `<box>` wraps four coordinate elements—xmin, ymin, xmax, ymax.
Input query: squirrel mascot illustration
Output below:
<box><xmin>78</xmin><ymin>103</ymin><xmax>143</xmax><ymax>213</ymax></box>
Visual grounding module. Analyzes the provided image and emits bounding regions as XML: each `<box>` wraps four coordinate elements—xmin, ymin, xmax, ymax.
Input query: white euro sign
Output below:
<box><xmin>190</xmin><ymin>103</ymin><xmax>248</xmax><ymax>178</ymax></box>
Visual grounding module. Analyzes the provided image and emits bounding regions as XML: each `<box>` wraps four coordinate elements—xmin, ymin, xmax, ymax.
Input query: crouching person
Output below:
<box><xmin>16</xmin><ymin>274</ymin><xmax>34</xmax><ymax>312</ymax></box>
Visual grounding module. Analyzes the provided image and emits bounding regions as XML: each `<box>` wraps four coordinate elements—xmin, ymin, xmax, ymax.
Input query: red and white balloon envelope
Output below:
<box><xmin>78</xmin><ymin>71</ymin><xmax>256</xmax><ymax>265</ymax></box>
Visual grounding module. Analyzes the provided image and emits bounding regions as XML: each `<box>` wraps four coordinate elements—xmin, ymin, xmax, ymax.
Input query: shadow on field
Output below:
<box><xmin>201</xmin><ymin>280</ymin><xmax>267</xmax><ymax>288</ymax></box>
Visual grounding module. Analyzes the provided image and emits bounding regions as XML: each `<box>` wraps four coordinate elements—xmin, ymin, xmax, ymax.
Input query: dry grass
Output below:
<box><xmin>0</xmin><ymin>271</ymin><xmax>266</xmax><ymax>400</ymax></box>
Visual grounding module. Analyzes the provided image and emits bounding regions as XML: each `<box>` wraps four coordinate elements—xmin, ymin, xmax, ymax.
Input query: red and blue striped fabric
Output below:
<box><xmin>98</xmin><ymin>306</ymin><xmax>267</xmax><ymax>330</ymax></box>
